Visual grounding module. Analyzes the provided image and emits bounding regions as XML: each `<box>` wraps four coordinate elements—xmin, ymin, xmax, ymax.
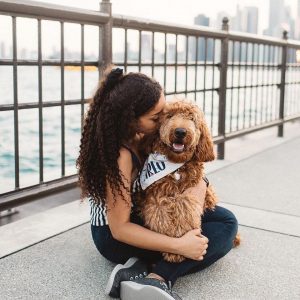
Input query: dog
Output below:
<box><xmin>135</xmin><ymin>99</ymin><xmax>241</xmax><ymax>263</ymax></box>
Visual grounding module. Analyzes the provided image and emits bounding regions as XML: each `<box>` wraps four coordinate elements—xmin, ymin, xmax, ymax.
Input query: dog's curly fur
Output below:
<box><xmin>136</xmin><ymin>99</ymin><xmax>241</xmax><ymax>262</ymax></box>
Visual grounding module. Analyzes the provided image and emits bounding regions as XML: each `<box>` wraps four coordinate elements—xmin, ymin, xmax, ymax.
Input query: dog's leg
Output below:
<box><xmin>160</xmin><ymin>194</ymin><xmax>202</xmax><ymax>263</ymax></box>
<box><xmin>203</xmin><ymin>185</ymin><xmax>219</xmax><ymax>212</ymax></box>
<box><xmin>233</xmin><ymin>232</ymin><xmax>241</xmax><ymax>247</ymax></box>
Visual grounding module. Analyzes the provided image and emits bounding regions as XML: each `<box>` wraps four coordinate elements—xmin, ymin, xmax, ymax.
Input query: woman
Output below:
<box><xmin>76</xmin><ymin>65</ymin><xmax>238</xmax><ymax>300</ymax></box>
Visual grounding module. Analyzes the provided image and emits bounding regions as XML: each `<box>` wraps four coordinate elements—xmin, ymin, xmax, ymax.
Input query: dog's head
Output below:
<box><xmin>152</xmin><ymin>99</ymin><xmax>216</xmax><ymax>163</ymax></box>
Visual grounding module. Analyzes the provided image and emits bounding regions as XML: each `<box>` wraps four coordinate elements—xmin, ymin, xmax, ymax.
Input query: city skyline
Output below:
<box><xmin>0</xmin><ymin>0</ymin><xmax>299</xmax><ymax>60</ymax></box>
<box><xmin>194</xmin><ymin>0</ymin><xmax>300</xmax><ymax>39</ymax></box>
<box><xmin>24</xmin><ymin>0</ymin><xmax>298</xmax><ymax>34</ymax></box>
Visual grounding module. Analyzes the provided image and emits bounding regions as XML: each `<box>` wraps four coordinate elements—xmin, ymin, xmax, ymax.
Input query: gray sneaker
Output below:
<box><xmin>105</xmin><ymin>257</ymin><xmax>148</xmax><ymax>298</ymax></box>
<box><xmin>120</xmin><ymin>277</ymin><xmax>183</xmax><ymax>300</ymax></box>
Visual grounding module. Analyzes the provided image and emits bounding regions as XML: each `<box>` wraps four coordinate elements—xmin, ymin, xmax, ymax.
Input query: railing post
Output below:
<box><xmin>99</xmin><ymin>0</ymin><xmax>112</xmax><ymax>74</ymax></box>
<box><xmin>278</xmin><ymin>30</ymin><xmax>288</xmax><ymax>137</ymax></box>
<box><xmin>217</xmin><ymin>17</ymin><xmax>229</xmax><ymax>160</ymax></box>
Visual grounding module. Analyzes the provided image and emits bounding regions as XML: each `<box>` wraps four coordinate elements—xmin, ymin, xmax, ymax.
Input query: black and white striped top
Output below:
<box><xmin>89</xmin><ymin>197</ymin><xmax>109</xmax><ymax>226</ymax></box>
<box><xmin>89</xmin><ymin>144</ymin><xmax>143</xmax><ymax>226</ymax></box>
<box><xmin>88</xmin><ymin>175</ymin><xmax>141</xmax><ymax>226</ymax></box>
<box><xmin>89</xmin><ymin>145</ymin><xmax>210</xmax><ymax>226</ymax></box>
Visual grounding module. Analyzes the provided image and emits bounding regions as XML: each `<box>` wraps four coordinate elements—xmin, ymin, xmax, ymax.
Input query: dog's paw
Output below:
<box><xmin>233</xmin><ymin>232</ymin><xmax>241</xmax><ymax>247</ymax></box>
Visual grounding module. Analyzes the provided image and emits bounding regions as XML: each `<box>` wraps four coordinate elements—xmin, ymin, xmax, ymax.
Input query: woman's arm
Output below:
<box><xmin>182</xmin><ymin>177</ymin><xmax>207</xmax><ymax>207</ymax></box>
<box><xmin>113</xmin><ymin>221</ymin><xmax>181</xmax><ymax>254</ymax></box>
<box><xmin>106</xmin><ymin>147</ymin><xmax>181</xmax><ymax>255</ymax></box>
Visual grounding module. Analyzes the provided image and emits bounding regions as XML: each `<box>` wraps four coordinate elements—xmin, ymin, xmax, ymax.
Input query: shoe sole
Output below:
<box><xmin>105</xmin><ymin>257</ymin><xmax>139</xmax><ymax>296</ymax></box>
<box><xmin>120</xmin><ymin>281</ymin><xmax>175</xmax><ymax>300</ymax></box>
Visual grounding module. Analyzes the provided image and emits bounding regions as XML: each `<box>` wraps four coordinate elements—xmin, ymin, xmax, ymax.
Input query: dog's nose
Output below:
<box><xmin>175</xmin><ymin>128</ymin><xmax>187</xmax><ymax>139</ymax></box>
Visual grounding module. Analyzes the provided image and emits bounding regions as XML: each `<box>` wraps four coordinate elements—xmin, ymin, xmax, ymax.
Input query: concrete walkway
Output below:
<box><xmin>1</xmin><ymin>122</ymin><xmax>300</xmax><ymax>300</ymax></box>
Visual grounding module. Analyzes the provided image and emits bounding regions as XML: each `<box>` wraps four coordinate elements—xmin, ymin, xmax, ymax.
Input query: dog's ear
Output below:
<box><xmin>137</xmin><ymin>131</ymin><xmax>159</xmax><ymax>158</ymax></box>
<box><xmin>194</xmin><ymin>112</ymin><xmax>216</xmax><ymax>162</ymax></box>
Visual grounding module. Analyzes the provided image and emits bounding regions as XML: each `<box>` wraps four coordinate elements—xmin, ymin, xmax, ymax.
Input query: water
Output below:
<box><xmin>0</xmin><ymin>66</ymin><xmax>98</xmax><ymax>193</ymax></box>
<box><xmin>0</xmin><ymin>65</ymin><xmax>299</xmax><ymax>194</ymax></box>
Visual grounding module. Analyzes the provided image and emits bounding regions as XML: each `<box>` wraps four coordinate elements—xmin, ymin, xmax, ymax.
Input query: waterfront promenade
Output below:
<box><xmin>0</xmin><ymin>120</ymin><xmax>299</xmax><ymax>300</ymax></box>
<box><xmin>1</xmin><ymin>1</ymin><xmax>300</xmax><ymax>299</ymax></box>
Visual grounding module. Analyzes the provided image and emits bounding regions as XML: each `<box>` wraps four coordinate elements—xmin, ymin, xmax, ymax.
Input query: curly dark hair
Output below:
<box><xmin>76</xmin><ymin>64</ymin><xmax>163</xmax><ymax>210</ymax></box>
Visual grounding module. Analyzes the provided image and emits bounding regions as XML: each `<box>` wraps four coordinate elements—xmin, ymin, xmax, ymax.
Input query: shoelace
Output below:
<box><xmin>129</xmin><ymin>276</ymin><xmax>182</xmax><ymax>299</ymax></box>
<box><xmin>159</xmin><ymin>280</ymin><xmax>174</xmax><ymax>295</ymax></box>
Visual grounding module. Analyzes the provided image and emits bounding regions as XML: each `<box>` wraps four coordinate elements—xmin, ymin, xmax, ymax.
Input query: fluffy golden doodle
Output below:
<box><xmin>136</xmin><ymin>99</ymin><xmax>241</xmax><ymax>263</ymax></box>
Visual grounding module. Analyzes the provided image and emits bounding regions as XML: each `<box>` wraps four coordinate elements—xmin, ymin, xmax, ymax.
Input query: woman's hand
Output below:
<box><xmin>175</xmin><ymin>228</ymin><xmax>209</xmax><ymax>261</ymax></box>
<box><xmin>175</xmin><ymin>178</ymin><xmax>208</xmax><ymax>260</ymax></box>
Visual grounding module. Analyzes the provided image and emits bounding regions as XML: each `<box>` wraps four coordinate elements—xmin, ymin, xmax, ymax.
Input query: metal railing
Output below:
<box><xmin>0</xmin><ymin>0</ymin><xmax>300</xmax><ymax>211</ymax></box>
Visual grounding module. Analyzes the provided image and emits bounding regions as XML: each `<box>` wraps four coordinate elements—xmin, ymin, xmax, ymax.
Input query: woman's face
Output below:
<box><xmin>137</xmin><ymin>91</ymin><xmax>166</xmax><ymax>135</ymax></box>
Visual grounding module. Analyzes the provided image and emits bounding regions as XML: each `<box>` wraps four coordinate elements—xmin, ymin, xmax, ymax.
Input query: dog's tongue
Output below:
<box><xmin>172</xmin><ymin>143</ymin><xmax>184</xmax><ymax>151</ymax></box>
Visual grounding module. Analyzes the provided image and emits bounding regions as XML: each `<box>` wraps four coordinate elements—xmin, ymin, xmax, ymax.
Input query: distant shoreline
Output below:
<box><xmin>62</xmin><ymin>66</ymin><xmax>98</xmax><ymax>71</ymax></box>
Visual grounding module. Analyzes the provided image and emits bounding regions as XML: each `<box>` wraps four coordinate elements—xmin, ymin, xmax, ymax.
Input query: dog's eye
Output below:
<box><xmin>166</xmin><ymin>114</ymin><xmax>172</xmax><ymax>119</ymax></box>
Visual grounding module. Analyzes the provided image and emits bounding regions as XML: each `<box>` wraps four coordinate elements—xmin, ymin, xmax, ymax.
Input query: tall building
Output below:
<box><xmin>193</xmin><ymin>14</ymin><xmax>213</xmax><ymax>62</ymax></box>
<box><xmin>231</xmin><ymin>5</ymin><xmax>258</xmax><ymax>34</ymax></box>
<box><xmin>194</xmin><ymin>14</ymin><xmax>209</xmax><ymax>27</ymax></box>
<box><xmin>226</xmin><ymin>6</ymin><xmax>259</xmax><ymax>62</ymax></box>
<box><xmin>141</xmin><ymin>33</ymin><xmax>151</xmax><ymax>61</ymax></box>
<box><xmin>295</xmin><ymin>0</ymin><xmax>300</xmax><ymax>39</ymax></box>
<box><xmin>268</xmin><ymin>0</ymin><xmax>285</xmax><ymax>36</ymax></box>
<box><xmin>264</xmin><ymin>0</ymin><xmax>295</xmax><ymax>39</ymax></box>
<box><xmin>245</xmin><ymin>7</ymin><xmax>259</xmax><ymax>34</ymax></box>
<box><xmin>167</xmin><ymin>44</ymin><xmax>176</xmax><ymax>62</ymax></box>
<box><xmin>285</xmin><ymin>4</ymin><xmax>295</xmax><ymax>39</ymax></box>
<box><xmin>213</xmin><ymin>11</ymin><xmax>230</xmax><ymax>30</ymax></box>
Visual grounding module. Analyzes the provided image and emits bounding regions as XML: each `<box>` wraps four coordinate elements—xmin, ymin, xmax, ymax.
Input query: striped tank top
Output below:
<box><xmin>89</xmin><ymin>143</ymin><xmax>142</xmax><ymax>226</ymax></box>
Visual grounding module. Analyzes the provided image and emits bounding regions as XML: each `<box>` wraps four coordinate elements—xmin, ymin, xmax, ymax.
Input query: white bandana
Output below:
<box><xmin>139</xmin><ymin>152</ymin><xmax>184</xmax><ymax>190</ymax></box>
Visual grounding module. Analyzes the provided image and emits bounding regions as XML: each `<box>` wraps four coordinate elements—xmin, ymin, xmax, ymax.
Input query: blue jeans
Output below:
<box><xmin>91</xmin><ymin>205</ymin><xmax>238</xmax><ymax>287</ymax></box>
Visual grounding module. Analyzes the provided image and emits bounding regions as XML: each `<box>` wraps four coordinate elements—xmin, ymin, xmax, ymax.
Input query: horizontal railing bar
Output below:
<box><xmin>0</xmin><ymin>59</ymin><xmax>100</xmax><ymax>66</ymax></box>
<box><xmin>0</xmin><ymin>174</ymin><xmax>78</xmax><ymax>211</ymax></box>
<box><xmin>112</xmin><ymin>62</ymin><xmax>295</xmax><ymax>68</ymax></box>
<box><xmin>1</xmin><ymin>0</ymin><xmax>300</xmax><ymax>209</ymax></box>
<box><xmin>0</xmin><ymin>60</ymin><xmax>219</xmax><ymax>67</ymax></box>
<box><xmin>227</xmin><ymin>63</ymin><xmax>280</xmax><ymax>67</ymax></box>
<box><xmin>226</xmin><ymin>83</ymin><xmax>279</xmax><ymax>89</ymax></box>
<box><xmin>212</xmin><ymin>115</ymin><xmax>300</xmax><ymax>144</ymax></box>
<box><xmin>1</xmin><ymin>81</ymin><xmax>298</xmax><ymax>110</ymax></box>
<box><xmin>1</xmin><ymin>60</ymin><xmax>297</xmax><ymax>68</ymax></box>
<box><xmin>227</xmin><ymin>30</ymin><xmax>297</xmax><ymax>47</ymax></box>
<box><xmin>228</xmin><ymin>31</ymin><xmax>300</xmax><ymax>48</ymax></box>
<box><xmin>0</xmin><ymin>0</ymin><xmax>109</xmax><ymax>25</ymax></box>
<box><xmin>0</xmin><ymin>99</ymin><xmax>91</xmax><ymax>111</ymax></box>
<box><xmin>286</xmin><ymin>64</ymin><xmax>300</xmax><ymax>67</ymax></box>
<box><xmin>222</xmin><ymin>114</ymin><xmax>300</xmax><ymax>142</ymax></box>
<box><xmin>1</xmin><ymin>114</ymin><xmax>300</xmax><ymax>212</ymax></box>
<box><xmin>1</xmin><ymin>1</ymin><xmax>300</xmax><ymax>49</ymax></box>
<box><xmin>165</xmin><ymin>88</ymin><xmax>218</xmax><ymax>95</ymax></box>
<box><xmin>112</xmin><ymin>62</ymin><xmax>219</xmax><ymax>67</ymax></box>
<box><xmin>112</xmin><ymin>14</ymin><xmax>300</xmax><ymax>48</ymax></box>
<box><xmin>212</xmin><ymin>135</ymin><xmax>225</xmax><ymax>144</ymax></box>
<box><xmin>283</xmin><ymin>114</ymin><xmax>300</xmax><ymax>122</ymax></box>
<box><xmin>285</xmin><ymin>81</ymin><xmax>300</xmax><ymax>85</ymax></box>
<box><xmin>286</xmin><ymin>42</ymin><xmax>300</xmax><ymax>49</ymax></box>
<box><xmin>112</xmin><ymin>14</ymin><xmax>227</xmax><ymax>38</ymax></box>
<box><xmin>224</xmin><ymin>119</ymin><xmax>283</xmax><ymax>141</ymax></box>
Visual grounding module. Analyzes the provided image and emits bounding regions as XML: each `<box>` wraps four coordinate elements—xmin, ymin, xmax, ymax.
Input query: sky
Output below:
<box><xmin>0</xmin><ymin>0</ymin><xmax>298</xmax><ymax>58</ymax></box>
<box><xmin>26</xmin><ymin>0</ymin><xmax>298</xmax><ymax>34</ymax></box>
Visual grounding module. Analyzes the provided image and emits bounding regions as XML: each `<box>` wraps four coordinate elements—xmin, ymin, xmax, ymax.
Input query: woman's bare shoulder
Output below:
<box><xmin>118</xmin><ymin>146</ymin><xmax>133</xmax><ymax>171</ymax></box>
